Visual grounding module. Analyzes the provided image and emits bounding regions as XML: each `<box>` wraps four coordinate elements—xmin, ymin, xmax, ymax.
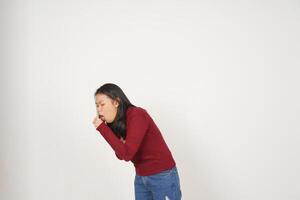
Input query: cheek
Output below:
<box><xmin>108</xmin><ymin>107</ymin><xmax>117</xmax><ymax>119</ymax></box>
<box><xmin>105</xmin><ymin>106</ymin><xmax>114</xmax><ymax>118</ymax></box>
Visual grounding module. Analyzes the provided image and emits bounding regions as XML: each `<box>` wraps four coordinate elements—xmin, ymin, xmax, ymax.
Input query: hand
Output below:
<box><xmin>92</xmin><ymin>115</ymin><xmax>103</xmax><ymax>128</ymax></box>
<box><xmin>120</xmin><ymin>137</ymin><xmax>126</xmax><ymax>144</ymax></box>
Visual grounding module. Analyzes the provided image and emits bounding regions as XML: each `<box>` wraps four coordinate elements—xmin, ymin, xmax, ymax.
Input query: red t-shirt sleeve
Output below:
<box><xmin>96</xmin><ymin>109</ymin><xmax>149</xmax><ymax>161</ymax></box>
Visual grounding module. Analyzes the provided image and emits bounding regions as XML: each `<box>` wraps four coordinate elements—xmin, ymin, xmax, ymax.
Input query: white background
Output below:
<box><xmin>1</xmin><ymin>0</ymin><xmax>299</xmax><ymax>199</ymax></box>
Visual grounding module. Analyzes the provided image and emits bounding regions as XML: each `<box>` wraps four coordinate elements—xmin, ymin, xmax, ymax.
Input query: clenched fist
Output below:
<box><xmin>92</xmin><ymin>115</ymin><xmax>103</xmax><ymax>128</ymax></box>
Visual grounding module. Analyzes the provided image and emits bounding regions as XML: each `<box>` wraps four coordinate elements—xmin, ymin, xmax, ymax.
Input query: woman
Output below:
<box><xmin>92</xmin><ymin>83</ymin><xmax>182</xmax><ymax>200</ymax></box>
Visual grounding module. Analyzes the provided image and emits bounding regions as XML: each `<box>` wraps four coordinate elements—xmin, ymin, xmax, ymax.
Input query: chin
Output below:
<box><xmin>106</xmin><ymin>120</ymin><xmax>113</xmax><ymax>123</ymax></box>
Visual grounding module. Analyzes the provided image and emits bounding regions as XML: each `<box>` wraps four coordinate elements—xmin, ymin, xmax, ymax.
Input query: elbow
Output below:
<box><xmin>115</xmin><ymin>154</ymin><xmax>122</xmax><ymax>160</ymax></box>
<box><xmin>121</xmin><ymin>152</ymin><xmax>135</xmax><ymax>162</ymax></box>
<box><xmin>115</xmin><ymin>153</ymin><xmax>132</xmax><ymax>161</ymax></box>
<box><xmin>123</xmin><ymin>155</ymin><xmax>133</xmax><ymax>162</ymax></box>
<box><xmin>118</xmin><ymin>147</ymin><xmax>136</xmax><ymax>161</ymax></box>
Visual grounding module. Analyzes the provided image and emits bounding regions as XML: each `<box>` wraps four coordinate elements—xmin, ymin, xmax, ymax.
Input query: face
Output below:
<box><xmin>95</xmin><ymin>93</ymin><xmax>119</xmax><ymax>123</ymax></box>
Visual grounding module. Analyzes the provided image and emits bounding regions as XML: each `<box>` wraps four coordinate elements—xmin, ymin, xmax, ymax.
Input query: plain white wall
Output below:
<box><xmin>1</xmin><ymin>0</ymin><xmax>299</xmax><ymax>199</ymax></box>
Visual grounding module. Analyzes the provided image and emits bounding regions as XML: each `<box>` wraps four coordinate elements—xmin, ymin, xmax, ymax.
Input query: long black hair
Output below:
<box><xmin>94</xmin><ymin>83</ymin><xmax>135</xmax><ymax>139</ymax></box>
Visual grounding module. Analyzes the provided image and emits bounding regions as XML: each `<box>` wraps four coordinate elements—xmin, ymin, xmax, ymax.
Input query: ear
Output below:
<box><xmin>114</xmin><ymin>98</ymin><xmax>120</xmax><ymax>107</ymax></box>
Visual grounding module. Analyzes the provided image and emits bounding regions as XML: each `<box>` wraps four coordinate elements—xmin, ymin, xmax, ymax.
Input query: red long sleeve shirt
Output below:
<box><xmin>96</xmin><ymin>106</ymin><xmax>176</xmax><ymax>176</ymax></box>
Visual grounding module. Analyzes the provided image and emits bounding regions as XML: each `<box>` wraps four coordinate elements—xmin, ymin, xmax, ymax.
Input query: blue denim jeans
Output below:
<box><xmin>134</xmin><ymin>166</ymin><xmax>182</xmax><ymax>200</ymax></box>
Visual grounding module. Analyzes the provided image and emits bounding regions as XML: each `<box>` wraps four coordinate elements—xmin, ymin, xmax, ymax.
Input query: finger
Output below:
<box><xmin>93</xmin><ymin>118</ymin><xmax>98</xmax><ymax>124</ymax></box>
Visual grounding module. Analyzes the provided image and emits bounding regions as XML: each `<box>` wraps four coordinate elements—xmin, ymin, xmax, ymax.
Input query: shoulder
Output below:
<box><xmin>126</xmin><ymin>106</ymin><xmax>149</xmax><ymax>119</ymax></box>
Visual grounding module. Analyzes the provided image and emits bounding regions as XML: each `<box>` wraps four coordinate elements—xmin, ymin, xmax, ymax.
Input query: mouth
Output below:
<box><xmin>99</xmin><ymin>115</ymin><xmax>105</xmax><ymax>120</ymax></box>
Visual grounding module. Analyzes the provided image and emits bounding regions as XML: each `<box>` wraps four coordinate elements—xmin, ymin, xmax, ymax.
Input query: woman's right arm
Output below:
<box><xmin>96</xmin><ymin>108</ymin><xmax>149</xmax><ymax>161</ymax></box>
